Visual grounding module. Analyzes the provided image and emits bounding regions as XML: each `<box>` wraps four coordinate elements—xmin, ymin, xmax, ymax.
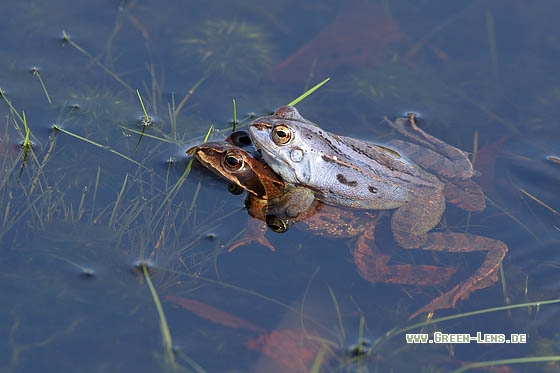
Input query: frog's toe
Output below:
<box><xmin>228</xmin><ymin>237</ymin><xmax>276</xmax><ymax>252</ymax></box>
<box><xmin>408</xmin><ymin>292</ymin><xmax>456</xmax><ymax>320</ymax></box>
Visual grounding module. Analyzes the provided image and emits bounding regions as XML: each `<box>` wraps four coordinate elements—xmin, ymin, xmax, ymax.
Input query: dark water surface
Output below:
<box><xmin>0</xmin><ymin>0</ymin><xmax>559</xmax><ymax>372</ymax></box>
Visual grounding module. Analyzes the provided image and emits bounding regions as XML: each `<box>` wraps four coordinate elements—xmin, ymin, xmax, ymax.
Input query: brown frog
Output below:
<box><xmin>248</xmin><ymin>107</ymin><xmax>508</xmax><ymax>318</ymax></box>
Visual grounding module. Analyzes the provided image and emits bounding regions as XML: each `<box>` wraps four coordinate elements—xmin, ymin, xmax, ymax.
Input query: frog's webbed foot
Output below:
<box><xmin>228</xmin><ymin>220</ymin><xmax>276</xmax><ymax>253</ymax></box>
<box><xmin>384</xmin><ymin>116</ymin><xmax>475</xmax><ymax>179</ymax></box>
<box><xmin>408</xmin><ymin>232</ymin><xmax>508</xmax><ymax>320</ymax></box>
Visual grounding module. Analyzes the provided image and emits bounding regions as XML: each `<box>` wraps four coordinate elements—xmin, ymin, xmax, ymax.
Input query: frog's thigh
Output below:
<box><xmin>390</xmin><ymin>193</ymin><xmax>445</xmax><ymax>248</ymax></box>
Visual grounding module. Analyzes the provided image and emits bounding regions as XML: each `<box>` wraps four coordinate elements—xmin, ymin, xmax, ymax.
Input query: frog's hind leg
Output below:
<box><xmin>442</xmin><ymin>177</ymin><xmax>486</xmax><ymax>211</ymax></box>
<box><xmin>351</xmin><ymin>228</ymin><xmax>456</xmax><ymax>286</ymax></box>
<box><xmin>228</xmin><ymin>217</ymin><xmax>276</xmax><ymax>252</ymax></box>
<box><xmin>384</xmin><ymin>116</ymin><xmax>475</xmax><ymax>179</ymax></box>
<box><xmin>408</xmin><ymin>232</ymin><xmax>508</xmax><ymax>320</ymax></box>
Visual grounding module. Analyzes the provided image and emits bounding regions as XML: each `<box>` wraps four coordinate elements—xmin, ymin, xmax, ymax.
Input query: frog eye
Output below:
<box><xmin>222</xmin><ymin>151</ymin><xmax>244</xmax><ymax>171</ymax></box>
<box><xmin>272</xmin><ymin>125</ymin><xmax>293</xmax><ymax>145</ymax></box>
<box><xmin>266</xmin><ymin>215</ymin><xmax>290</xmax><ymax>233</ymax></box>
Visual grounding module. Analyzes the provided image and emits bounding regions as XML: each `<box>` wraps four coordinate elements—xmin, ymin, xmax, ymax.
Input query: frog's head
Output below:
<box><xmin>248</xmin><ymin>106</ymin><xmax>316</xmax><ymax>185</ymax></box>
<box><xmin>188</xmin><ymin>140</ymin><xmax>284</xmax><ymax>199</ymax></box>
<box><xmin>271</xmin><ymin>106</ymin><xmax>306</xmax><ymax>121</ymax></box>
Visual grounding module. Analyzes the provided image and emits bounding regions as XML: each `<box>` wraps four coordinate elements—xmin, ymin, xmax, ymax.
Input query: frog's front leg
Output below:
<box><xmin>351</xmin><ymin>227</ymin><xmax>456</xmax><ymax>286</ymax></box>
<box><xmin>228</xmin><ymin>216</ymin><xmax>276</xmax><ymax>252</ymax></box>
<box><xmin>390</xmin><ymin>190</ymin><xmax>446</xmax><ymax>248</ymax></box>
<box><xmin>408</xmin><ymin>232</ymin><xmax>508</xmax><ymax>319</ymax></box>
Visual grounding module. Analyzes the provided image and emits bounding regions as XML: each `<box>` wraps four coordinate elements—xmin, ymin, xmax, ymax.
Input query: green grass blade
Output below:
<box><xmin>136</xmin><ymin>89</ymin><xmax>151</xmax><ymax>124</ymax></box>
<box><xmin>21</xmin><ymin>111</ymin><xmax>31</xmax><ymax>148</ymax></box>
<box><xmin>61</xmin><ymin>30</ymin><xmax>134</xmax><ymax>92</ymax></box>
<box><xmin>287</xmin><ymin>77</ymin><xmax>330</xmax><ymax>106</ymax></box>
<box><xmin>0</xmin><ymin>90</ymin><xmax>24</xmax><ymax>123</ymax></box>
<box><xmin>202</xmin><ymin>124</ymin><xmax>214</xmax><ymax>142</ymax></box>
<box><xmin>31</xmin><ymin>67</ymin><xmax>52</xmax><ymax>104</ymax></box>
<box><xmin>309</xmin><ymin>344</ymin><xmax>327</xmax><ymax>373</ymax></box>
<box><xmin>231</xmin><ymin>98</ymin><xmax>237</xmax><ymax>132</ymax></box>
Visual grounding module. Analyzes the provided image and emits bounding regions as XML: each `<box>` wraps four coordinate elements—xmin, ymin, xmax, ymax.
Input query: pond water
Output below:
<box><xmin>0</xmin><ymin>0</ymin><xmax>559</xmax><ymax>372</ymax></box>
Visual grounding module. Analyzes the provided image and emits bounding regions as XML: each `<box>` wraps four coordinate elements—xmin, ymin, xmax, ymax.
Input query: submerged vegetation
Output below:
<box><xmin>178</xmin><ymin>18</ymin><xmax>274</xmax><ymax>84</ymax></box>
<box><xmin>0</xmin><ymin>30</ymin><xmax>229</xmax><ymax>371</ymax></box>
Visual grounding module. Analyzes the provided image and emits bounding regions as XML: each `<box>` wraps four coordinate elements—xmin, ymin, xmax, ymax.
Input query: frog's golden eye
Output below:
<box><xmin>222</xmin><ymin>151</ymin><xmax>244</xmax><ymax>171</ymax></box>
<box><xmin>272</xmin><ymin>125</ymin><xmax>293</xmax><ymax>145</ymax></box>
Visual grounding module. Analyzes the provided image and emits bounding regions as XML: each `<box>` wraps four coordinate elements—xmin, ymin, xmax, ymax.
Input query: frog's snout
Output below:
<box><xmin>186</xmin><ymin>146</ymin><xmax>198</xmax><ymax>156</ymax></box>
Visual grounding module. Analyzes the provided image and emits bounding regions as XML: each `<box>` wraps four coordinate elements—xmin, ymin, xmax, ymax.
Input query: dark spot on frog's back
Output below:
<box><xmin>368</xmin><ymin>185</ymin><xmax>378</xmax><ymax>194</ymax></box>
<box><xmin>336</xmin><ymin>174</ymin><xmax>358</xmax><ymax>187</ymax></box>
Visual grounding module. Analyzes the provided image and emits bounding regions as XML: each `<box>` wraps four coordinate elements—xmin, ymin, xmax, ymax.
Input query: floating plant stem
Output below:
<box><xmin>109</xmin><ymin>174</ymin><xmax>128</xmax><ymax>227</ymax></box>
<box><xmin>519</xmin><ymin>187</ymin><xmax>560</xmax><ymax>216</ymax></box>
<box><xmin>119</xmin><ymin>126</ymin><xmax>177</xmax><ymax>144</ymax></box>
<box><xmin>149</xmin><ymin>124</ymin><xmax>213</xmax><ymax>229</ymax></box>
<box><xmin>61</xmin><ymin>30</ymin><xmax>133</xmax><ymax>92</ymax></box>
<box><xmin>134</xmin><ymin>89</ymin><xmax>152</xmax><ymax>150</ymax></box>
<box><xmin>28</xmin><ymin>131</ymin><xmax>58</xmax><ymax>196</ymax></box>
<box><xmin>309</xmin><ymin>345</ymin><xmax>327</xmax><ymax>373</ymax></box>
<box><xmin>168</xmin><ymin>93</ymin><xmax>177</xmax><ymax>141</ymax></box>
<box><xmin>0</xmin><ymin>90</ymin><xmax>24</xmax><ymax>123</ymax></box>
<box><xmin>90</xmin><ymin>167</ymin><xmax>101</xmax><ymax>224</ymax></box>
<box><xmin>231</xmin><ymin>98</ymin><xmax>237</xmax><ymax>132</ymax></box>
<box><xmin>287</xmin><ymin>77</ymin><xmax>330</xmax><ymax>107</ymax></box>
<box><xmin>18</xmin><ymin>111</ymin><xmax>33</xmax><ymax>180</ymax></box>
<box><xmin>31</xmin><ymin>67</ymin><xmax>52</xmax><ymax>104</ymax></box>
<box><xmin>328</xmin><ymin>286</ymin><xmax>345</xmax><ymax>343</ymax></box>
<box><xmin>174</xmin><ymin>75</ymin><xmax>206</xmax><ymax>117</ymax></box>
<box><xmin>21</xmin><ymin>111</ymin><xmax>31</xmax><ymax>149</ymax></box>
<box><xmin>136</xmin><ymin>89</ymin><xmax>152</xmax><ymax>125</ymax></box>
<box><xmin>52</xmin><ymin>124</ymin><xmax>149</xmax><ymax>170</ymax></box>
<box><xmin>141</xmin><ymin>262</ymin><xmax>176</xmax><ymax>368</ymax></box>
